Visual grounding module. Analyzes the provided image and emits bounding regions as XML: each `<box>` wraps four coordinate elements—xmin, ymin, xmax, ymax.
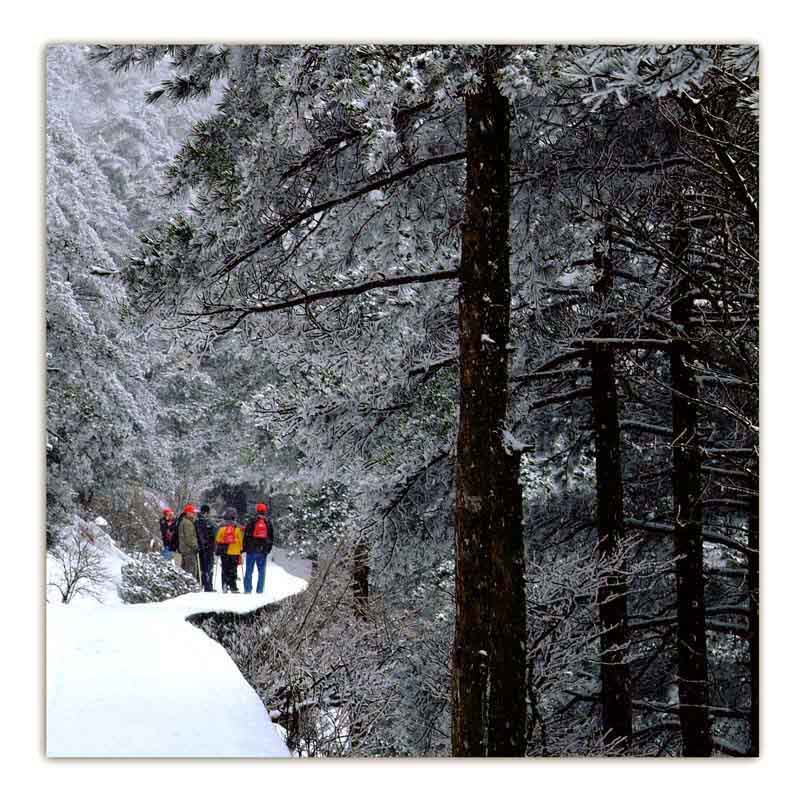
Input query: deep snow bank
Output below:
<box><xmin>46</xmin><ymin>524</ymin><xmax>308</xmax><ymax>757</ymax></box>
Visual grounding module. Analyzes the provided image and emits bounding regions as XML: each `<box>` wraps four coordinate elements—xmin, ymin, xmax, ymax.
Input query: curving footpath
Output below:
<box><xmin>47</xmin><ymin>560</ymin><xmax>308</xmax><ymax>758</ymax></box>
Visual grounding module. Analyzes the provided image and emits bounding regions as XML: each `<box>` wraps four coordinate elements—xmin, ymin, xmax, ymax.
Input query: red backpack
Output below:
<box><xmin>252</xmin><ymin>516</ymin><xmax>269</xmax><ymax>539</ymax></box>
<box><xmin>219</xmin><ymin>524</ymin><xmax>237</xmax><ymax>544</ymax></box>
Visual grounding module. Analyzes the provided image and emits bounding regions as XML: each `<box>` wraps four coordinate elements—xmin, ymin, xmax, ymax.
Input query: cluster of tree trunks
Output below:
<box><xmin>91</xmin><ymin>44</ymin><xmax>757</xmax><ymax>757</ymax></box>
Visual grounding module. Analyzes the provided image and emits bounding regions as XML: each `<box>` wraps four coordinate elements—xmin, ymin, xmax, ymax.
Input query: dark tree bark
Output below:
<box><xmin>670</xmin><ymin>223</ymin><xmax>713</xmax><ymax>757</ymax></box>
<box><xmin>590</xmin><ymin>242</ymin><xmax>632</xmax><ymax>750</ymax></box>
<box><xmin>748</xmin><ymin>489</ymin><xmax>759</xmax><ymax>756</ymax></box>
<box><xmin>352</xmin><ymin>532</ymin><xmax>370</xmax><ymax>620</ymax></box>
<box><xmin>451</xmin><ymin>49</ymin><xmax>527</xmax><ymax>757</ymax></box>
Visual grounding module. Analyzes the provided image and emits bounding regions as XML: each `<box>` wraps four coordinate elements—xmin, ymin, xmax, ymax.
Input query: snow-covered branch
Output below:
<box><xmin>197</xmin><ymin>269</ymin><xmax>459</xmax><ymax>333</ymax></box>
<box><xmin>212</xmin><ymin>151</ymin><xmax>467</xmax><ymax>280</ymax></box>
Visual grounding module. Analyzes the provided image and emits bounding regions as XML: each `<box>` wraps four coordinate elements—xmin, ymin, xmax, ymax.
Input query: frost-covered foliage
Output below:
<box><xmin>88</xmin><ymin>487</ymin><xmax>165</xmax><ymax>552</ymax></box>
<box><xmin>70</xmin><ymin>44</ymin><xmax>758</xmax><ymax>756</ymax></box>
<box><xmin>568</xmin><ymin>45</ymin><xmax>715</xmax><ymax>109</ymax></box>
<box><xmin>276</xmin><ymin>483</ymin><xmax>357</xmax><ymax>561</ymax></box>
<box><xmin>46</xmin><ymin>45</ymin><xmax>218</xmax><ymax>530</ymax></box>
<box><xmin>197</xmin><ymin>544</ymin><xmax>450</xmax><ymax>756</ymax></box>
<box><xmin>119</xmin><ymin>551</ymin><xmax>200</xmax><ymax>603</ymax></box>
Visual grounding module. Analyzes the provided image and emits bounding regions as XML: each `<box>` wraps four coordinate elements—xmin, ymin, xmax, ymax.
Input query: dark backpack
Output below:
<box><xmin>171</xmin><ymin>514</ymin><xmax>184</xmax><ymax>551</ymax></box>
<box><xmin>196</xmin><ymin>515</ymin><xmax>216</xmax><ymax>549</ymax></box>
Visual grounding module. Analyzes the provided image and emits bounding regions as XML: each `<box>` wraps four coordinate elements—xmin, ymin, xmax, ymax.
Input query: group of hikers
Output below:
<box><xmin>159</xmin><ymin>502</ymin><xmax>274</xmax><ymax>594</ymax></box>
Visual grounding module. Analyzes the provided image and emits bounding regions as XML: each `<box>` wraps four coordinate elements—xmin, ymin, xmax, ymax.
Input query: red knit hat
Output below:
<box><xmin>255</xmin><ymin>502</ymin><xmax>267</xmax><ymax>513</ymax></box>
<box><xmin>183</xmin><ymin>504</ymin><xmax>197</xmax><ymax>514</ymax></box>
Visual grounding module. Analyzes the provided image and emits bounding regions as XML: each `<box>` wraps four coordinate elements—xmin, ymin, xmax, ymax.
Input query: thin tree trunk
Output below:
<box><xmin>352</xmin><ymin>532</ymin><xmax>370</xmax><ymax>620</ymax></box>
<box><xmin>670</xmin><ymin>223</ymin><xmax>713</xmax><ymax>757</ymax></box>
<box><xmin>748</xmin><ymin>488</ymin><xmax>759</xmax><ymax>756</ymax></box>
<box><xmin>591</xmin><ymin>241</ymin><xmax>632</xmax><ymax>750</ymax></box>
<box><xmin>451</xmin><ymin>49</ymin><xmax>527</xmax><ymax>757</ymax></box>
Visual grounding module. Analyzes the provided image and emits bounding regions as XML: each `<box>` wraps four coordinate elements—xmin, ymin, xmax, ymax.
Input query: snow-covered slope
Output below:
<box><xmin>46</xmin><ymin>515</ymin><xmax>133</xmax><ymax>606</ymax></box>
<box><xmin>46</xmin><ymin>526</ymin><xmax>308</xmax><ymax>757</ymax></box>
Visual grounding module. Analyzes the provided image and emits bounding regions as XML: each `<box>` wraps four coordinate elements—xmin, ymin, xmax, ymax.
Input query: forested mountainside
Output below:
<box><xmin>47</xmin><ymin>44</ymin><xmax>758</xmax><ymax>757</ymax></box>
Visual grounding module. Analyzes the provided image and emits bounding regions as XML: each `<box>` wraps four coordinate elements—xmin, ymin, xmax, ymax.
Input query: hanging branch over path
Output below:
<box><xmin>193</xmin><ymin>269</ymin><xmax>460</xmax><ymax>332</ymax></box>
<box><xmin>211</xmin><ymin>151</ymin><xmax>467</xmax><ymax>281</ymax></box>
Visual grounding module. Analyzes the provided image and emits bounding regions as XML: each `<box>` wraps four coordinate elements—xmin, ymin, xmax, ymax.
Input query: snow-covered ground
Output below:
<box><xmin>46</xmin><ymin>522</ymin><xmax>308</xmax><ymax>757</ymax></box>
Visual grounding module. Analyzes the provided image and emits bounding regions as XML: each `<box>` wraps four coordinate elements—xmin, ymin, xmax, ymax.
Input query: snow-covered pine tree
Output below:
<box><xmin>67</xmin><ymin>43</ymin><xmax>758</xmax><ymax>756</ymax></box>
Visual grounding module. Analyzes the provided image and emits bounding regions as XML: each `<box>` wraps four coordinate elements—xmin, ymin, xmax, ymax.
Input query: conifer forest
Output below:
<box><xmin>46</xmin><ymin>44</ymin><xmax>759</xmax><ymax>757</ymax></box>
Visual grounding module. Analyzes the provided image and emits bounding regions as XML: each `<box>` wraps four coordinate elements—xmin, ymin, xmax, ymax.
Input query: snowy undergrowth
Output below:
<box><xmin>119</xmin><ymin>551</ymin><xmax>200</xmax><ymax>602</ymax></box>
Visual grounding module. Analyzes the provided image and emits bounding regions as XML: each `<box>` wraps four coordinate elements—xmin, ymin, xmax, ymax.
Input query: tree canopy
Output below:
<box><xmin>47</xmin><ymin>43</ymin><xmax>758</xmax><ymax>756</ymax></box>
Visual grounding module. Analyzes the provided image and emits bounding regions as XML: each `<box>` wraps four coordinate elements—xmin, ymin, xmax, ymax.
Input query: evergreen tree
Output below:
<box><xmin>46</xmin><ymin>42</ymin><xmax>758</xmax><ymax>756</ymax></box>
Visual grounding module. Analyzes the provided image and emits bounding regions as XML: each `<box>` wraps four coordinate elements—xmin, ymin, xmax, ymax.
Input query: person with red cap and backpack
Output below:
<box><xmin>175</xmin><ymin>504</ymin><xmax>200</xmax><ymax>583</ymax></box>
<box><xmin>215</xmin><ymin>507</ymin><xmax>244</xmax><ymax>593</ymax></box>
<box><xmin>243</xmin><ymin>502</ymin><xmax>273</xmax><ymax>594</ymax></box>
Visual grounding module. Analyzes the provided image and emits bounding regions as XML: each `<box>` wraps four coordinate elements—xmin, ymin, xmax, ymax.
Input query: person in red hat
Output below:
<box><xmin>243</xmin><ymin>502</ymin><xmax>273</xmax><ymax>594</ymax></box>
<box><xmin>159</xmin><ymin>507</ymin><xmax>176</xmax><ymax>557</ymax></box>
<box><xmin>175</xmin><ymin>504</ymin><xmax>200</xmax><ymax>584</ymax></box>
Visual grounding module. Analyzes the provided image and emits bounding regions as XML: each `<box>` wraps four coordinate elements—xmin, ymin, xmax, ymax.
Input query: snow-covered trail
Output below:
<box><xmin>47</xmin><ymin>559</ymin><xmax>308</xmax><ymax>758</ymax></box>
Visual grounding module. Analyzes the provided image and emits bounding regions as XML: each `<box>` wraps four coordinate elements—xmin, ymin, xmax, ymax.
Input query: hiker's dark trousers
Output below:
<box><xmin>199</xmin><ymin>546</ymin><xmax>215</xmax><ymax>591</ymax></box>
<box><xmin>221</xmin><ymin>554</ymin><xmax>238</xmax><ymax>592</ymax></box>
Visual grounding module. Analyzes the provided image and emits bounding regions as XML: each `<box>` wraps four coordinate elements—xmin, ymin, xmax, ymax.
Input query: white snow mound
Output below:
<box><xmin>47</xmin><ymin>528</ymin><xmax>308</xmax><ymax>757</ymax></box>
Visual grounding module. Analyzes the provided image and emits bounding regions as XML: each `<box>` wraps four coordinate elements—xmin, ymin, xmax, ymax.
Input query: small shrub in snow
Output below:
<box><xmin>119</xmin><ymin>552</ymin><xmax>199</xmax><ymax>603</ymax></box>
<box><xmin>48</xmin><ymin>527</ymin><xmax>111</xmax><ymax>604</ymax></box>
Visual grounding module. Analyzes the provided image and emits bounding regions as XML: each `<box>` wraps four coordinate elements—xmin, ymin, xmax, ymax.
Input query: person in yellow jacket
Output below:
<box><xmin>215</xmin><ymin>507</ymin><xmax>244</xmax><ymax>593</ymax></box>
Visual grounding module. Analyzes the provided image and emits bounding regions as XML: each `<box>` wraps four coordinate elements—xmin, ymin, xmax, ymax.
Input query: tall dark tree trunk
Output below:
<box><xmin>451</xmin><ymin>49</ymin><xmax>527</xmax><ymax>757</ymax></box>
<box><xmin>591</xmin><ymin>242</ymin><xmax>632</xmax><ymax>750</ymax></box>
<box><xmin>748</xmin><ymin>488</ymin><xmax>759</xmax><ymax>756</ymax></box>
<box><xmin>670</xmin><ymin>224</ymin><xmax>713</xmax><ymax>757</ymax></box>
<box><xmin>352</xmin><ymin>532</ymin><xmax>370</xmax><ymax>620</ymax></box>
